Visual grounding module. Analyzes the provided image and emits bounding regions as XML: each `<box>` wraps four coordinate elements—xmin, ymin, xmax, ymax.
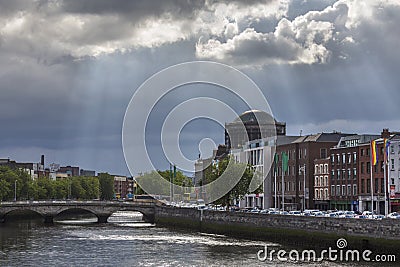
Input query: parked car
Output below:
<box><xmin>388</xmin><ymin>212</ymin><xmax>400</xmax><ymax>219</ymax></box>
<box><xmin>288</xmin><ymin>211</ymin><xmax>302</xmax><ymax>216</ymax></box>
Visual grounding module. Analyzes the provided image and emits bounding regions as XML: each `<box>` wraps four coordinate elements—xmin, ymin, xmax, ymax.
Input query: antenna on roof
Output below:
<box><xmin>300</xmin><ymin>130</ymin><xmax>302</xmax><ymax>136</ymax></box>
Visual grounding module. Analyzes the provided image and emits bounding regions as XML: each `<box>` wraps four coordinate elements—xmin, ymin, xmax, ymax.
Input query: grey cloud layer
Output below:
<box><xmin>0</xmin><ymin>0</ymin><xmax>399</xmax><ymax>174</ymax></box>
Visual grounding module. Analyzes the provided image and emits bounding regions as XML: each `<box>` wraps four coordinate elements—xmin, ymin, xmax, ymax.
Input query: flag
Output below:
<box><xmin>384</xmin><ymin>139</ymin><xmax>391</xmax><ymax>163</ymax></box>
<box><xmin>282</xmin><ymin>152</ymin><xmax>289</xmax><ymax>172</ymax></box>
<box><xmin>371</xmin><ymin>140</ymin><xmax>378</xmax><ymax>166</ymax></box>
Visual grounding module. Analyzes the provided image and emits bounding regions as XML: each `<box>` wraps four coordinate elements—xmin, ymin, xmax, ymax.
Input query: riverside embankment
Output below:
<box><xmin>155</xmin><ymin>205</ymin><xmax>400</xmax><ymax>256</ymax></box>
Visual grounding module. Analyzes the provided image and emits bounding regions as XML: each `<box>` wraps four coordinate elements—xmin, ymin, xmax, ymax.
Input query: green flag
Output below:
<box><xmin>282</xmin><ymin>152</ymin><xmax>288</xmax><ymax>173</ymax></box>
<box><xmin>274</xmin><ymin>153</ymin><xmax>279</xmax><ymax>173</ymax></box>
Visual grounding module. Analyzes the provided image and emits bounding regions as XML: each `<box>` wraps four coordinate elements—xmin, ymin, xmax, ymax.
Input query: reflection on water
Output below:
<box><xmin>0</xmin><ymin>211</ymin><xmax>378</xmax><ymax>266</ymax></box>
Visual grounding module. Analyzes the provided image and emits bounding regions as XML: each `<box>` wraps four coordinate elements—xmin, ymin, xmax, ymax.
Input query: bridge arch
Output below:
<box><xmin>1</xmin><ymin>208</ymin><xmax>45</xmax><ymax>223</ymax></box>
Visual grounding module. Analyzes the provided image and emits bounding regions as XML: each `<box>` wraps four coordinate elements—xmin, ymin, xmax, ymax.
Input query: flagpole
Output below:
<box><xmin>282</xmin><ymin>153</ymin><xmax>285</xmax><ymax>211</ymax></box>
<box><xmin>370</xmin><ymin>141</ymin><xmax>374</xmax><ymax>214</ymax></box>
<box><xmin>274</xmin><ymin>162</ymin><xmax>277</xmax><ymax>209</ymax></box>
<box><xmin>384</xmin><ymin>139</ymin><xmax>389</xmax><ymax>216</ymax></box>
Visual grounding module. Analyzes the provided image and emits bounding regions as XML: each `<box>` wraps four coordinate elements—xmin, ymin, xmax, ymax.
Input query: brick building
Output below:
<box><xmin>330</xmin><ymin>134</ymin><xmax>377</xmax><ymax>211</ymax></box>
<box><xmin>274</xmin><ymin>132</ymin><xmax>349</xmax><ymax>211</ymax></box>
<box><xmin>313</xmin><ymin>158</ymin><xmax>330</xmax><ymax>210</ymax></box>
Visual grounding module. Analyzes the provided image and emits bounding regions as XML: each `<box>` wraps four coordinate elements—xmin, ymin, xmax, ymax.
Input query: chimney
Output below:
<box><xmin>381</xmin><ymin>128</ymin><xmax>390</xmax><ymax>139</ymax></box>
<box><xmin>41</xmin><ymin>155</ymin><xmax>45</xmax><ymax>167</ymax></box>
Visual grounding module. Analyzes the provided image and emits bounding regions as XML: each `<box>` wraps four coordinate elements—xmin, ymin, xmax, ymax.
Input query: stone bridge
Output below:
<box><xmin>0</xmin><ymin>200</ymin><xmax>157</xmax><ymax>223</ymax></box>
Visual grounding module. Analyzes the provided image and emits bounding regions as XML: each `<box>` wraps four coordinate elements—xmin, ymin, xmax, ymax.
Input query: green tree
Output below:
<box><xmin>0</xmin><ymin>179</ymin><xmax>11</xmax><ymax>201</ymax></box>
<box><xmin>205</xmin><ymin>157</ymin><xmax>261</xmax><ymax>207</ymax></box>
<box><xmin>98</xmin><ymin>173</ymin><xmax>114</xmax><ymax>200</ymax></box>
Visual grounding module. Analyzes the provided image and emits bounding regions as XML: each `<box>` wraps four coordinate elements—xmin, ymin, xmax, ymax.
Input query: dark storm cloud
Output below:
<box><xmin>1</xmin><ymin>0</ymin><xmax>399</xmax><ymax>174</ymax></box>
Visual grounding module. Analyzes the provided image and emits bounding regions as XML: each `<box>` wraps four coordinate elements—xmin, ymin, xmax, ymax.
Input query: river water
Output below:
<box><xmin>0</xmin><ymin>212</ymin><xmax>386</xmax><ymax>266</ymax></box>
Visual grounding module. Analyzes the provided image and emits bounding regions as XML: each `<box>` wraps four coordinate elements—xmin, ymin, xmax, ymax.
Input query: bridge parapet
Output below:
<box><xmin>0</xmin><ymin>200</ymin><xmax>157</xmax><ymax>223</ymax></box>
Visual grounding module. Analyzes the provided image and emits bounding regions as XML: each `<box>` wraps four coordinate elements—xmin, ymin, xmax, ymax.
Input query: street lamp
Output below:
<box><xmin>14</xmin><ymin>180</ymin><xmax>17</xmax><ymax>202</ymax></box>
<box><xmin>299</xmin><ymin>165</ymin><xmax>306</xmax><ymax>211</ymax></box>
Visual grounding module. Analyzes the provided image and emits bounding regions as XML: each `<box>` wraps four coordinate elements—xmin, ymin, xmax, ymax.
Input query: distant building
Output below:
<box><xmin>225</xmin><ymin>110</ymin><xmax>286</xmax><ymax>150</ymax></box>
<box><xmin>59</xmin><ymin>166</ymin><xmax>80</xmax><ymax>177</ymax></box>
<box><xmin>0</xmin><ymin>156</ymin><xmax>44</xmax><ymax>180</ymax></box>
<box><xmin>113</xmin><ymin>176</ymin><xmax>134</xmax><ymax>199</ymax></box>
<box><xmin>80</xmin><ymin>169</ymin><xmax>96</xmax><ymax>177</ymax></box>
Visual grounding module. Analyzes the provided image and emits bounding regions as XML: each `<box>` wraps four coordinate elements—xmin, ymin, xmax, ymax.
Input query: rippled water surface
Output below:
<box><xmin>0</xmin><ymin>212</ymin><xmax>376</xmax><ymax>266</ymax></box>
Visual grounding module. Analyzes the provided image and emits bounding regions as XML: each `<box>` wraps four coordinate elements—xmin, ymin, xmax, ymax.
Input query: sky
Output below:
<box><xmin>1</xmin><ymin>0</ymin><xmax>399</xmax><ymax>176</ymax></box>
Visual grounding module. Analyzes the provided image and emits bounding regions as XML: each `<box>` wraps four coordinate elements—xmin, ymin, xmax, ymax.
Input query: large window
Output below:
<box><xmin>353</xmin><ymin>184</ymin><xmax>357</xmax><ymax>195</ymax></box>
<box><xmin>342</xmin><ymin>185</ymin><xmax>346</xmax><ymax>196</ymax></box>
<box><xmin>331</xmin><ymin>185</ymin><xmax>335</xmax><ymax>196</ymax></box>
<box><xmin>347</xmin><ymin>185</ymin><xmax>351</xmax><ymax>196</ymax></box>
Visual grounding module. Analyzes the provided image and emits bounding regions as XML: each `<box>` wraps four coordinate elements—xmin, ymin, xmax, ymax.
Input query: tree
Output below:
<box><xmin>0</xmin><ymin>179</ymin><xmax>10</xmax><ymax>201</ymax></box>
<box><xmin>205</xmin><ymin>157</ymin><xmax>261</xmax><ymax>207</ymax></box>
<box><xmin>98</xmin><ymin>173</ymin><xmax>114</xmax><ymax>200</ymax></box>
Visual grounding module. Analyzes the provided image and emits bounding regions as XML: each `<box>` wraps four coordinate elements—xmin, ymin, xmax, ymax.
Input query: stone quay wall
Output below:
<box><xmin>154</xmin><ymin>206</ymin><xmax>400</xmax><ymax>255</ymax></box>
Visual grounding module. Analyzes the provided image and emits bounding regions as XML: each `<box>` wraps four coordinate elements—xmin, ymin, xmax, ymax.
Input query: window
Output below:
<box><xmin>315</xmin><ymin>165</ymin><xmax>318</xmax><ymax>174</ymax></box>
<box><xmin>331</xmin><ymin>155</ymin><xmax>335</xmax><ymax>164</ymax></box>
<box><xmin>325</xmin><ymin>188</ymin><xmax>328</xmax><ymax>199</ymax></box>
<box><xmin>315</xmin><ymin>189</ymin><xmax>319</xmax><ymax>199</ymax></box>
<box><xmin>299</xmin><ymin>149</ymin><xmax>302</xmax><ymax>159</ymax></box>
<box><xmin>348</xmin><ymin>153</ymin><xmax>351</xmax><ymax>164</ymax></box>
<box><xmin>381</xmin><ymin>178</ymin><xmax>384</xmax><ymax>194</ymax></box>
<box><xmin>315</xmin><ymin>177</ymin><xmax>319</xmax><ymax>186</ymax></box>
<box><xmin>342</xmin><ymin>170</ymin><xmax>346</xmax><ymax>180</ymax></box>
<box><xmin>337</xmin><ymin>185</ymin><xmax>340</xmax><ymax>196</ymax></box>
<box><xmin>391</xmin><ymin>145</ymin><xmax>394</xmax><ymax>154</ymax></box>
<box><xmin>304</xmin><ymin>148</ymin><xmax>307</xmax><ymax>158</ymax></box>
<box><xmin>337</xmin><ymin>170</ymin><xmax>341</xmax><ymax>179</ymax></box>
<box><xmin>367</xmin><ymin>148</ymin><xmax>370</xmax><ymax>156</ymax></box>
<box><xmin>348</xmin><ymin>169</ymin><xmax>351</xmax><ymax>179</ymax></box>
<box><xmin>347</xmin><ymin>185</ymin><xmax>351</xmax><ymax>196</ymax></box>
<box><xmin>361</xmin><ymin>149</ymin><xmax>364</xmax><ymax>156</ymax></box>
<box><xmin>353</xmin><ymin>168</ymin><xmax>357</xmax><ymax>179</ymax></box>
<box><xmin>375</xmin><ymin>179</ymin><xmax>379</xmax><ymax>194</ymax></box>
<box><xmin>331</xmin><ymin>170</ymin><xmax>335</xmax><ymax>179</ymax></box>
<box><xmin>337</xmin><ymin>154</ymin><xmax>340</xmax><ymax>164</ymax></box>
<box><xmin>361</xmin><ymin>179</ymin><xmax>365</xmax><ymax>194</ymax></box>
<box><xmin>319</xmin><ymin>164</ymin><xmax>323</xmax><ymax>174</ymax></box>
<box><xmin>342</xmin><ymin>154</ymin><xmax>346</xmax><ymax>164</ymax></box>
<box><xmin>325</xmin><ymin>176</ymin><xmax>328</xmax><ymax>186</ymax></box>
<box><xmin>391</xmin><ymin>159</ymin><xmax>395</xmax><ymax>170</ymax></box>
<box><xmin>367</xmin><ymin>162</ymin><xmax>370</xmax><ymax>174</ymax></box>
<box><xmin>324</xmin><ymin>164</ymin><xmax>328</xmax><ymax>173</ymax></box>
<box><xmin>331</xmin><ymin>185</ymin><xmax>335</xmax><ymax>196</ymax></box>
<box><xmin>392</xmin><ymin>178</ymin><xmax>395</xmax><ymax>185</ymax></box>
<box><xmin>320</xmin><ymin>177</ymin><xmax>323</xmax><ymax>187</ymax></box>
<box><xmin>353</xmin><ymin>152</ymin><xmax>357</xmax><ymax>163</ymax></box>
<box><xmin>320</xmin><ymin>189</ymin><xmax>323</xmax><ymax>200</ymax></box>
<box><xmin>321</xmin><ymin>148</ymin><xmax>327</xmax><ymax>159</ymax></box>
<box><xmin>361</xmin><ymin>162</ymin><xmax>364</xmax><ymax>174</ymax></box>
<box><xmin>342</xmin><ymin>185</ymin><xmax>346</xmax><ymax>196</ymax></box>
<box><xmin>353</xmin><ymin>184</ymin><xmax>357</xmax><ymax>196</ymax></box>
<box><xmin>367</xmin><ymin>181</ymin><xmax>371</xmax><ymax>193</ymax></box>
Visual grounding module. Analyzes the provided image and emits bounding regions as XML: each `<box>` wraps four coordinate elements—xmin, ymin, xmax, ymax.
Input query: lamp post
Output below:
<box><xmin>14</xmin><ymin>180</ymin><xmax>17</xmax><ymax>202</ymax></box>
<box><xmin>299</xmin><ymin>165</ymin><xmax>306</xmax><ymax>211</ymax></box>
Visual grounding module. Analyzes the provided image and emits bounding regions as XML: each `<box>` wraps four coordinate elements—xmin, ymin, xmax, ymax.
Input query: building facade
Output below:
<box><xmin>225</xmin><ymin>110</ymin><xmax>286</xmax><ymax>150</ymax></box>
<box><xmin>329</xmin><ymin>135</ymin><xmax>377</xmax><ymax>211</ymax></box>
<box><xmin>313</xmin><ymin>158</ymin><xmax>330</xmax><ymax>210</ymax></box>
<box><xmin>274</xmin><ymin>133</ymin><xmax>348</xmax><ymax>211</ymax></box>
